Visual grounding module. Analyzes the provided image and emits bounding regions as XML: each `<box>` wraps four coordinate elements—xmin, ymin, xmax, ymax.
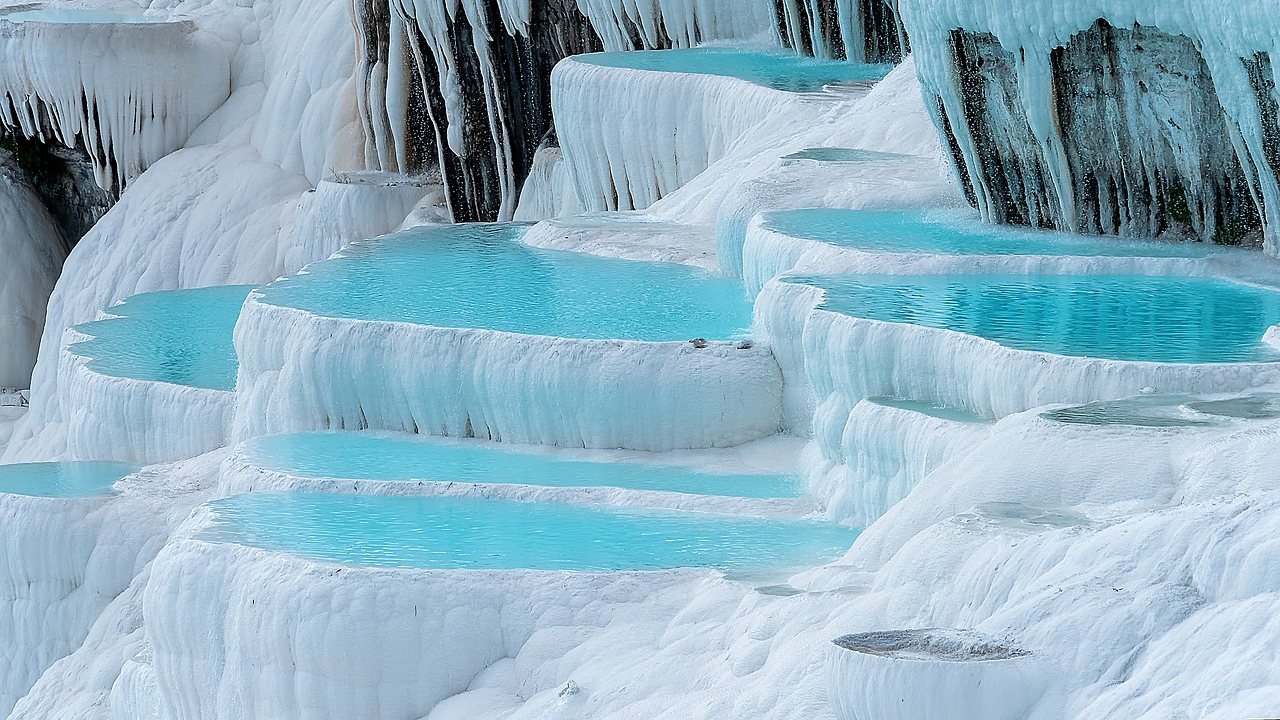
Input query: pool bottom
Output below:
<box><xmin>792</xmin><ymin>274</ymin><xmax>1280</xmax><ymax>364</ymax></box>
<box><xmin>69</xmin><ymin>285</ymin><xmax>255</xmax><ymax>392</ymax></box>
<box><xmin>0</xmin><ymin>461</ymin><xmax>136</xmax><ymax>498</ymax></box>
<box><xmin>203</xmin><ymin>492</ymin><xmax>857</xmax><ymax>572</ymax></box>
<box><xmin>781</xmin><ymin>148</ymin><xmax>912</xmax><ymax>163</ymax></box>
<box><xmin>866</xmin><ymin>397</ymin><xmax>986</xmax><ymax>424</ymax></box>
<box><xmin>1043</xmin><ymin>393</ymin><xmax>1280</xmax><ymax>427</ymax></box>
<box><xmin>254</xmin><ymin>223</ymin><xmax>753</xmax><ymax>343</ymax></box>
<box><xmin>574</xmin><ymin>48</ymin><xmax>891</xmax><ymax>93</ymax></box>
<box><xmin>761</xmin><ymin>209</ymin><xmax>1215</xmax><ymax>259</ymax></box>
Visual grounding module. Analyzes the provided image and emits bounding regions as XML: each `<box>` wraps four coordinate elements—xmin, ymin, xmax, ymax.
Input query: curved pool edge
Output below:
<box><xmin>740</xmin><ymin>213</ymin><xmax>1217</xmax><ymax>296</ymax></box>
<box><xmin>827</xmin><ymin>628</ymin><xmax>1048</xmax><ymax>720</ymax></box>
<box><xmin>758</xmin><ymin>277</ymin><xmax>1280</xmax><ymax>422</ymax></box>
<box><xmin>233</xmin><ymin>296</ymin><xmax>784</xmax><ymax>451</ymax></box>
<box><xmin>219</xmin><ymin>448</ymin><xmax>819</xmax><ymax>519</ymax></box>
<box><xmin>59</xmin><ymin>327</ymin><xmax>234</xmax><ymax>465</ymax></box>
<box><xmin>145</xmin><ymin>505</ymin><xmax>711</xmax><ymax>718</ymax></box>
<box><xmin>0</xmin><ymin>475</ymin><xmax>171</xmax><ymax>714</ymax></box>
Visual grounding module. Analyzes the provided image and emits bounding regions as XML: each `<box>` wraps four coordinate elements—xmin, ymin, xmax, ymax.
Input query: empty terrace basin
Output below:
<box><xmin>202</xmin><ymin>493</ymin><xmax>855</xmax><ymax>572</ymax></box>
<box><xmin>574</xmin><ymin>48</ymin><xmax>891</xmax><ymax>92</ymax></box>
<box><xmin>829</xmin><ymin>629</ymin><xmax>1046</xmax><ymax>720</ymax></box>
<box><xmin>789</xmin><ymin>274</ymin><xmax>1280</xmax><ymax>418</ymax></box>
<box><xmin>0</xmin><ymin>461</ymin><xmax>134</xmax><ymax>498</ymax></box>
<box><xmin>61</xmin><ymin>286</ymin><xmax>254</xmax><ymax>465</ymax></box>
<box><xmin>236</xmin><ymin>224</ymin><xmax>784</xmax><ymax>451</ymax></box>
<box><xmin>226</xmin><ymin>432</ymin><xmax>811</xmax><ymax>516</ymax></box>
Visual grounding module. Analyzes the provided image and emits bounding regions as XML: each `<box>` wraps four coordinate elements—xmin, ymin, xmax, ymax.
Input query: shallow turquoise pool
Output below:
<box><xmin>762</xmin><ymin>209</ymin><xmax>1215</xmax><ymax>258</ymax></box>
<box><xmin>781</xmin><ymin>148</ymin><xmax>911</xmax><ymax>163</ymax></box>
<box><xmin>1041</xmin><ymin>396</ymin><xmax>1216</xmax><ymax>427</ymax></box>
<box><xmin>0</xmin><ymin>462</ymin><xmax>136</xmax><ymax>498</ymax></box>
<box><xmin>205</xmin><ymin>493</ymin><xmax>856</xmax><ymax>572</ymax></box>
<box><xmin>1043</xmin><ymin>392</ymin><xmax>1280</xmax><ymax>426</ymax></box>
<box><xmin>576</xmin><ymin>48</ymin><xmax>891</xmax><ymax>92</ymax></box>
<box><xmin>70</xmin><ymin>285</ymin><xmax>254</xmax><ymax>391</ymax></box>
<box><xmin>1186</xmin><ymin>393</ymin><xmax>1280</xmax><ymax>419</ymax></box>
<box><xmin>256</xmin><ymin>224</ymin><xmax>753</xmax><ymax>341</ymax></box>
<box><xmin>244</xmin><ymin>433</ymin><xmax>802</xmax><ymax>498</ymax></box>
<box><xmin>867</xmin><ymin>397</ymin><xmax>986</xmax><ymax>423</ymax></box>
<box><xmin>791</xmin><ymin>274</ymin><xmax>1280</xmax><ymax>363</ymax></box>
<box><xmin>1</xmin><ymin>8</ymin><xmax>159</xmax><ymax>23</ymax></box>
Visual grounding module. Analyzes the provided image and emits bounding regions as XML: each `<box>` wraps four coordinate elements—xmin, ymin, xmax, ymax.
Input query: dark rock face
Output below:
<box><xmin>357</xmin><ymin>0</ymin><xmax>601</xmax><ymax>223</ymax></box>
<box><xmin>358</xmin><ymin>1</ymin><xmax>909</xmax><ymax>223</ymax></box>
<box><xmin>0</xmin><ymin>131</ymin><xmax>114</xmax><ymax>251</ymax></box>
<box><xmin>858</xmin><ymin>0</ymin><xmax>907</xmax><ymax>64</ymax></box>
<box><xmin>1242</xmin><ymin>51</ymin><xmax>1280</xmax><ymax>237</ymax></box>
<box><xmin>935</xmin><ymin>20</ymin><xmax>1267</xmax><ymax>247</ymax></box>
<box><xmin>774</xmin><ymin>0</ymin><xmax>907</xmax><ymax>63</ymax></box>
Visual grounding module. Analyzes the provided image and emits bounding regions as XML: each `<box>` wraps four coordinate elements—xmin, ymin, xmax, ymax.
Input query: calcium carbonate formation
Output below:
<box><xmin>0</xmin><ymin>11</ymin><xmax>230</xmax><ymax>192</ymax></box>
<box><xmin>900</xmin><ymin>0</ymin><xmax>1280</xmax><ymax>254</ymax></box>
<box><xmin>0</xmin><ymin>0</ymin><xmax>1280</xmax><ymax>718</ymax></box>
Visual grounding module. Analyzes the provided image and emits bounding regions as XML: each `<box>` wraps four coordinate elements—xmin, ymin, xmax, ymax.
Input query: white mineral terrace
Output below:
<box><xmin>4</xmin><ymin>1</ymin><xmax>1280</xmax><ymax>718</ymax></box>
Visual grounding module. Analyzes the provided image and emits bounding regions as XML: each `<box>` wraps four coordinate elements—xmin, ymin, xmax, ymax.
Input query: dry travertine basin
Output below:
<box><xmin>829</xmin><ymin>629</ymin><xmax>1047</xmax><ymax>720</ymax></box>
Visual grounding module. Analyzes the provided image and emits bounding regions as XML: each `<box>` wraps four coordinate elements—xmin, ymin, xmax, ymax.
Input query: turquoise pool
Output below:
<box><xmin>243</xmin><ymin>433</ymin><xmax>802</xmax><ymax>499</ymax></box>
<box><xmin>791</xmin><ymin>274</ymin><xmax>1280</xmax><ymax>364</ymax></box>
<box><xmin>0</xmin><ymin>9</ymin><xmax>160</xmax><ymax>23</ymax></box>
<box><xmin>781</xmin><ymin>148</ymin><xmax>911</xmax><ymax>163</ymax></box>
<box><xmin>761</xmin><ymin>209</ymin><xmax>1214</xmax><ymax>258</ymax></box>
<box><xmin>867</xmin><ymin>397</ymin><xmax>986</xmax><ymax>423</ymax></box>
<box><xmin>204</xmin><ymin>493</ymin><xmax>856</xmax><ymax>572</ymax></box>
<box><xmin>1041</xmin><ymin>396</ymin><xmax>1216</xmax><ymax>427</ymax></box>
<box><xmin>1043</xmin><ymin>393</ymin><xmax>1280</xmax><ymax>426</ymax></box>
<box><xmin>256</xmin><ymin>223</ymin><xmax>753</xmax><ymax>342</ymax></box>
<box><xmin>575</xmin><ymin>48</ymin><xmax>891</xmax><ymax>92</ymax></box>
<box><xmin>1186</xmin><ymin>393</ymin><xmax>1280</xmax><ymax>419</ymax></box>
<box><xmin>0</xmin><ymin>461</ymin><xmax>135</xmax><ymax>498</ymax></box>
<box><xmin>70</xmin><ymin>285</ymin><xmax>254</xmax><ymax>391</ymax></box>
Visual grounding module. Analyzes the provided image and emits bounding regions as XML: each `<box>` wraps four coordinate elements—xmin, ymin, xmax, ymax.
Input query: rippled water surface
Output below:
<box><xmin>257</xmin><ymin>223</ymin><xmax>753</xmax><ymax>341</ymax></box>
<box><xmin>205</xmin><ymin>493</ymin><xmax>858</xmax><ymax>571</ymax></box>
<box><xmin>70</xmin><ymin>286</ymin><xmax>254</xmax><ymax>391</ymax></box>
<box><xmin>244</xmin><ymin>432</ymin><xmax>803</xmax><ymax>498</ymax></box>
<box><xmin>0</xmin><ymin>462</ymin><xmax>136</xmax><ymax>497</ymax></box>
<box><xmin>577</xmin><ymin>48</ymin><xmax>891</xmax><ymax>92</ymax></box>
<box><xmin>792</xmin><ymin>274</ymin><xmax>1280</xmax><ymax>363</ymax></box>
<box><xmin>763</xmin><ymin>209</ymin><xmax>1215</xmax><ymax>258</ymax></box>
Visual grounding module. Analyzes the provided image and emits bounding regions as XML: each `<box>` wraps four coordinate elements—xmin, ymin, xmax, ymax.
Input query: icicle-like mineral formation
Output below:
<box><xmin>900</xmin><ymin>0</ymin><xmax>1280</xmax><ymax>254</ymax></box>
<box><xmin>354</xmin><ymin>0</ymin><xmax>784</xmax><ymax>221</ymax></box>
<box><xmin>0</xmin><ymin>14</ymin><xmax>231</xmax><ymax>194</ymax></box>
<box><xmin>774</xmin><ymin>0</ymin><xmax>907</xmax><ymax>62</ymax></box>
